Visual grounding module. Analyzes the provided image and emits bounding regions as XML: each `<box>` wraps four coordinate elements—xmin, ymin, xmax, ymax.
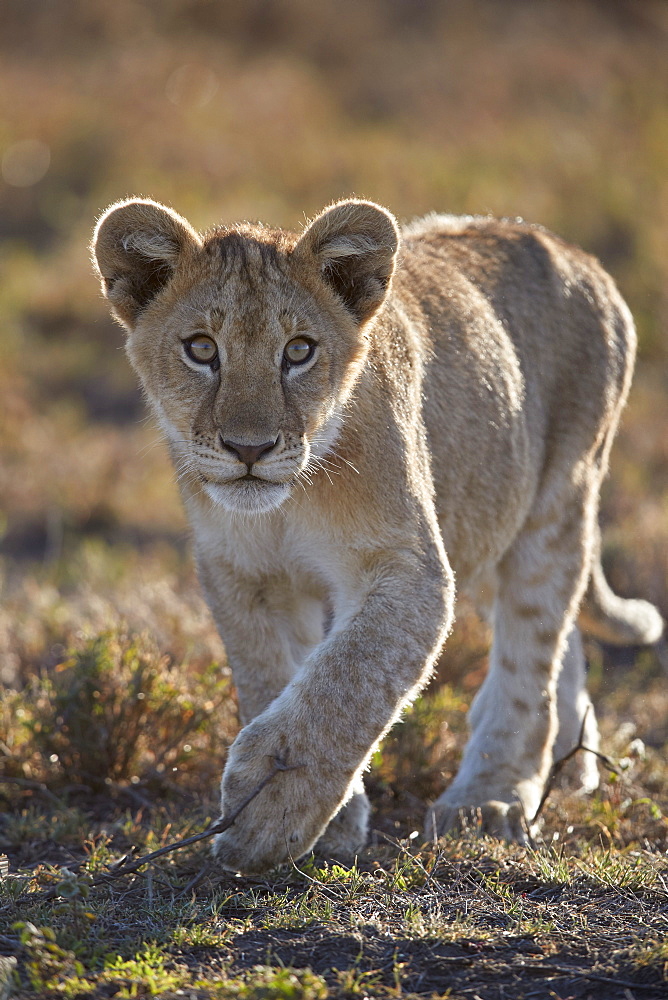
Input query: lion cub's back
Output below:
<box><xmin>396</xmin><ymin>213</ymin><xmax>636</xmax><ymax>580</ymax></box>
<box><xmin>401</xmin><ymin>211</ymin><xmax>634</xmax><ymax>368</ymax></box>
<box><xmin>400</xmin><ymin>210</ymin><xmax>635</xmax><ymax>432</ymax></box>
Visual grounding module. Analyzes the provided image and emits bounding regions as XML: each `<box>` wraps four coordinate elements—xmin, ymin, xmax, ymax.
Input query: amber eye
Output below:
<box><xmin>184</xmin><ymin>335</ymin><xmax>219</xmax><ymax>368</ymax></box>
<box><xmin>284</xmin><ymin>337</ymin><xmax>316</xmax><ymax>366</ymax></box>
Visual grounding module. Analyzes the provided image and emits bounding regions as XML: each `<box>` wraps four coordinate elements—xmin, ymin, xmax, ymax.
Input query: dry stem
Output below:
<box><xmin>30</xmin><ymin>757</ymin><xmax>302</xmax><ymax>900</ymax></box>
<box><xmin>531</xmin><ymin>707</ymin><xmax>619</xmax><ymax>825</ymax></box>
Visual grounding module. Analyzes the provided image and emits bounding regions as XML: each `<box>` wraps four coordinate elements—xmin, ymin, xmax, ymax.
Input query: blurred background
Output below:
<box><xmin>1</xmin><ymin>0</ymin><xmax>667</xmax><ymax>829</ymax></box>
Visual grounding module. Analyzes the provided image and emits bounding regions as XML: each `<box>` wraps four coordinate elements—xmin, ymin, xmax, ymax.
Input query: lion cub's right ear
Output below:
<box><xmin>92</xmin><ymin>199</ymin><xmax>201</xmax><ymax>328</ymax></box>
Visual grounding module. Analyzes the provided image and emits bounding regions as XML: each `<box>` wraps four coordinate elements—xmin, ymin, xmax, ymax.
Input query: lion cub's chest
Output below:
<box><xmin>191</xmin><ymin>500</ymin><xmax>342</xmax><ymax>651</ymax></box>
<box><xmin>190</xmin><ymin>501</ymin><xmax>300</xmax><ymax>574</ymax></box>
<box><xmin>188</xmin><ymin>497</ymin><xmax>347</xmax><ymax>606</ymax></box>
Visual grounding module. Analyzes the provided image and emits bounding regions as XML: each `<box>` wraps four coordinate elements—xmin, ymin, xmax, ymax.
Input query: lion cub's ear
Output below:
<box><xmin>92</xmin><ymin>199</ymin><xmax>201</xmax><ymax>328</ymax></box>
<box><xmin>294</xmin><ymin>200</ymin><xmax>399</xmax><ymax>323</ymax></box>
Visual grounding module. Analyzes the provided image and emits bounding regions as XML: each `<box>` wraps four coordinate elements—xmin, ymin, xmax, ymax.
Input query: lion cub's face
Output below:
<box><xmin>93</xmin><ymin>199</ymin><xmax>399</xmax><ymax>513</ymax></box>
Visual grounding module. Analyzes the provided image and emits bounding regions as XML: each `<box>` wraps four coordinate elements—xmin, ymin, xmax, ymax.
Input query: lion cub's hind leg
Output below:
<box><xmin>427</xmin><ymin>479</ymin><xmax>597</xmax><ymax>843</ymax></box>
<box><xmin>553</xmin><ymin>625</ymin><xmax>600</xmax><ymax>793</ymax></box>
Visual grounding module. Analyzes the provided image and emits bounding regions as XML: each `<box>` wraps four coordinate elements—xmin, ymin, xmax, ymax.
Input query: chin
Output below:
<box><xmin>203</xmin><ymin>479</ymin><xmax>292</xmax><ymax>515</ymax></box>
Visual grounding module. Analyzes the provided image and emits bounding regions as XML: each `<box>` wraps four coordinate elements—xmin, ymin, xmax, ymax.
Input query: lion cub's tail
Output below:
<box><xmin>579</xmin><ymin>528</ymin><xmax>664</xmax><ymax>646</ymax></box>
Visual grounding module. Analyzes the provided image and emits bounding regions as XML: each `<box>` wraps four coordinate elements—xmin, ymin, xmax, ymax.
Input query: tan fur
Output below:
<box><xmin>92</xmin><ymin>198</ymin><xmax>663</xmax><ymax>872</ymax></box>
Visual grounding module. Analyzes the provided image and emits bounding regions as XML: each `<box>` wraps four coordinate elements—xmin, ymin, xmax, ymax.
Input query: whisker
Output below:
<box><xmin>332</xmin><ymin>454</ymin><xmax>360</xmax><ymax>475</ymax></box>
<box><xmin>310</xmin><ymin>446</ymin><xmax>360</xmax><ymax>477</ymax></box>
<box><xmin>308</xmin><ymin>458</ymin><xmax>335</xmax><ymax>487</ymax></box>
<box><xmin>314</xmin><ymin>456</ymin><xmax>341</xmax><ymax>470</ymax></box>
<box><xmin>311</xmin><ymin>455</ymin><xmax>341</xmax><ymax>475</ymax></box>
<box><xmin>294</xmin><ymin>475</ymin><xmax>311</xmax><ymax>500</ymax></box>
<box><xmin>136</xmin><ymin>435</ymin><xmax>166</xmax><ymax>459</ymax></box>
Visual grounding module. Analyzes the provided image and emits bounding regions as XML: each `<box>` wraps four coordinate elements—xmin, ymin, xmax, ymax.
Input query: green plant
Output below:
<box><xmin>14</xmin><ymin>922</ymin><xmax>83</xmax><ymax>993</ymax></box>
<box><xmin>9</xmin><ymin>630</ymin><xmax>228</xmax><ymax>793</ymax></box>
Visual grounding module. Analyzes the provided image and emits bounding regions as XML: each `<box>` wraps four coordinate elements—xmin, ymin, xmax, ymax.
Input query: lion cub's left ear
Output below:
<box><xmin>294</xmin><ymin>199</ymin><xmax>399</xmax><ymax>324</ymax></box>
<box><xmin>92</xmin><ymin>199</ymin><xmax>201</xmax><ymax>329</ymax></box>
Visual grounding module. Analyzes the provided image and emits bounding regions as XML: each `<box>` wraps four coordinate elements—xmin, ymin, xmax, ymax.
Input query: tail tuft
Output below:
<box><xmin>579</xmin><ymin>557</ymin><xmax>663</xmax><ymax>646</ymax></box>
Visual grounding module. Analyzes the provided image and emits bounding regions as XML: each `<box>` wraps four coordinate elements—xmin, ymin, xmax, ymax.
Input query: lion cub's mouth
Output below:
<box><xmin>199</xmin><ymin>472</ymin><xmax>279</xmax><ymax>486</ymax></box>
<box><xmin>199</xmin><ymin>473</ymin><xmax>292</xmax><ymax>514</ymax></box>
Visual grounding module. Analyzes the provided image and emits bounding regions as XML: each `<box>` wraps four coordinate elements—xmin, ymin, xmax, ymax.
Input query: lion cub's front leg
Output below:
<box><xmin>209</xmin><ymin>546</ymin><xmax>453</xmax><ymax>873</ymax></box>
<box><xmin>199</xmin><ymin>561</ymin><xmax>372</xmax><ymax>864</ymax></box>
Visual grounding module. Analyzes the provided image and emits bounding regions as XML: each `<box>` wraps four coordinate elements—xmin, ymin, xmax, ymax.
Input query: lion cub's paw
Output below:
<box><xmin>211</xmin><ymin>771</ymin><xmax>331</xmax><ymax>874</ymax></box>
<box><xmin>211</xmin><ymin>713</ymin><xmax>353</xmax><ymax>873</ymax></box>
<box><xmin>425</xmin><ymin>798</ymin><xmax>531</xmax><ymax>845</ymax></box>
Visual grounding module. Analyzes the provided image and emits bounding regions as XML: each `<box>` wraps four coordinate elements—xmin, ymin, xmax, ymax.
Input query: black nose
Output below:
<box><xmin>220</xmin><ymin>437</ymin><xmax>277</xmax><ymax>467</ymax></box>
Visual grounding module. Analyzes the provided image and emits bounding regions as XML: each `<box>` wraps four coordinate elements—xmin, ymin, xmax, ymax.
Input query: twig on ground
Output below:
<box><xmin>28</xmin><ymin>757</ymin><xmax>303</xmax><ymax>900</ymax></box>
<box><xmin>98</xmin><ymin>757</ymin><xmax>303</xmax><ymax>884</ymax></box>
<box><xmin>176</xmin><ymin>862</ymin><xmax>213</xmax><ymax>899</ymax></box>
<box><xmin>531</xmin><ymin>707</ymin><xmax>620</xmax><ymax>825</ymax></box>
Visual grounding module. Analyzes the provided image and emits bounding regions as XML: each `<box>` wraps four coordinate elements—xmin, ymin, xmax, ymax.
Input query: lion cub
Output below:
<box><xmin>93</xmin><ymin>198</ymin><xmax>662</xmax><ymax>872</ymax></box>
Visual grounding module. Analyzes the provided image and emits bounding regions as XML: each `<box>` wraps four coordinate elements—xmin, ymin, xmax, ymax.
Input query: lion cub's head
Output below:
<box><xmin>92</xmin><ymin>199</ymin><xmax>399</xmax><ymax>514</ymax></box>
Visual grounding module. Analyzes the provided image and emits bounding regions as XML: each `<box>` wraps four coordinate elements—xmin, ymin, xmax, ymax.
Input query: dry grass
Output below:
<box><xmin>2</xmin><ymin>1</ymin><xmax>668</xmax><ymax>997</ymax></box>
